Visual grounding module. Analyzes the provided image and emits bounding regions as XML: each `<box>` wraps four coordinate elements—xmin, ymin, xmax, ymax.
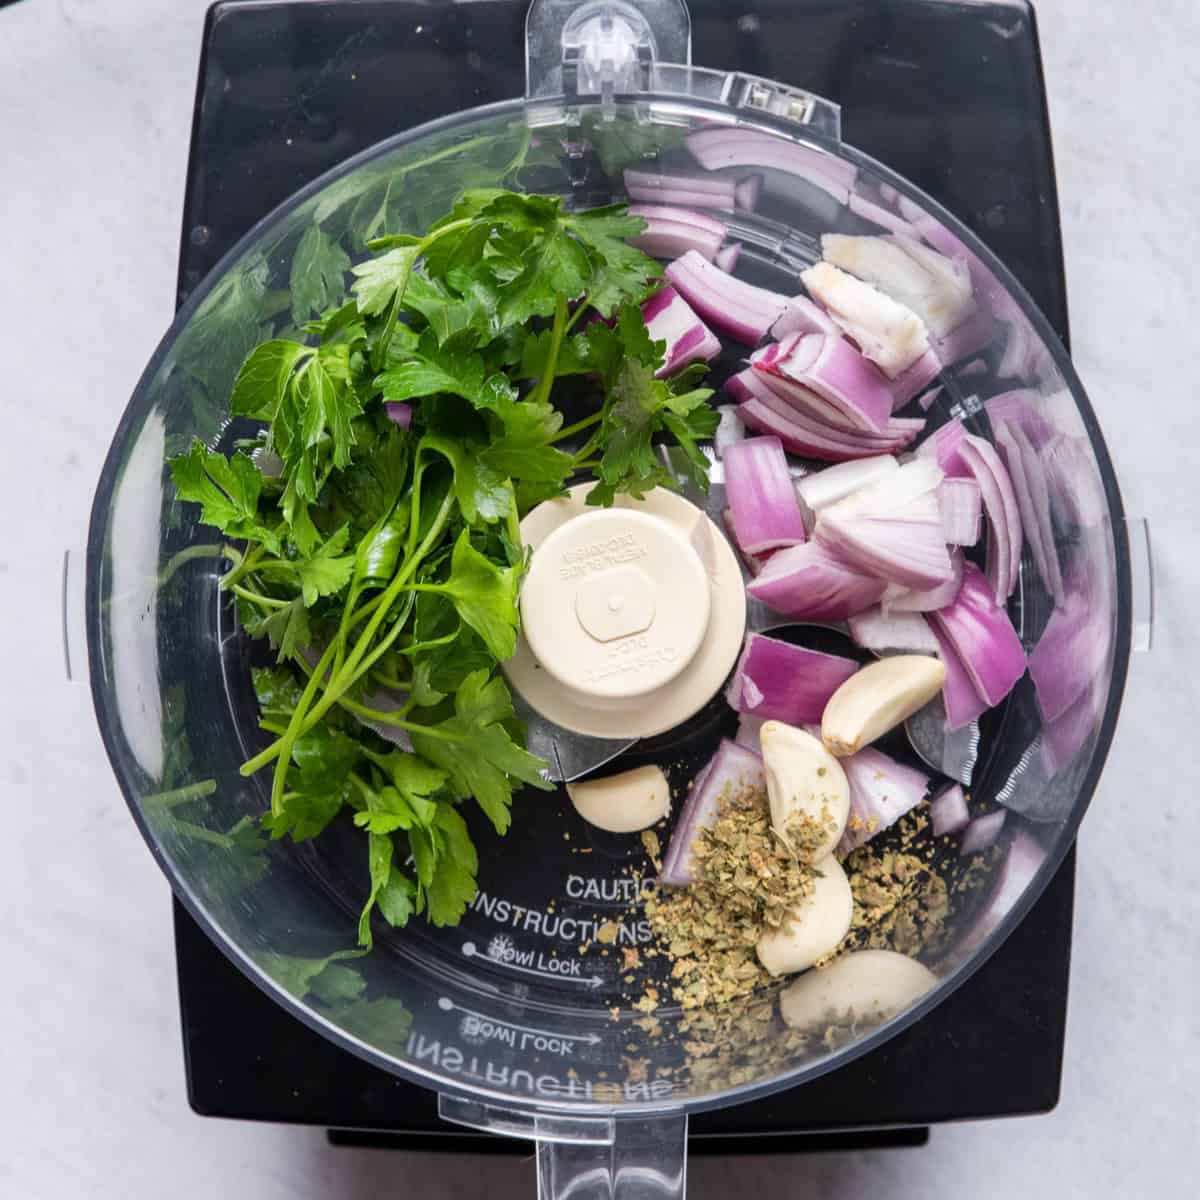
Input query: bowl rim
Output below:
<box><xmin>87</xmin><ymin>92</ymin><xmax>1133</xmax><ymax>1118</ymax></box>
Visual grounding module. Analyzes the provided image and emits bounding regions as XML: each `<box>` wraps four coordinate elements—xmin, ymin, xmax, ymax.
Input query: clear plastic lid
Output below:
<box><xmin>86</xmin><ymin>1</ymin><xmax>1133</xmax><ymax>1189</ymax></box>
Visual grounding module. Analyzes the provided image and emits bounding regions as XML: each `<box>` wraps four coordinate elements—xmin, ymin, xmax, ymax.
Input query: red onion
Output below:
<box><xmin>384</xmin><ymin>402</ymin><xmax>412</xmax><ymax>428</ymax></box>
<box><xmin>883</xmin><ymin>549</ymin><xmax>964</xmax><ymax>613</ymax></box>
<box><xmin>628</xmin><ymin>203</ymin><xmax>728</xmax><ymax>240</ymax></box>
<box><xmin>848</xmin><ymin>191</ymin><xmax>918</xmax><ymax>236</ymax></box>
<box><xmin>747</xmin><ymin>540</ymin><xmax>886</xmax><ymax>620</ymax></box>
<box><xmin>954</xmin><ymin>830</ymin><xmax>1044</xmax><ymax>958</ymax></box>
<box><xmin>959</xmin><ymin>809</ymin><xmax>1006</xmax><ymax>857</ymax></box>
<box><xmin>771</xmin><ymin>295</ymin><xmax>841</xmax><ymax>340</ymax></box>
<box><xmin>756</xmin><ymin>332</ymin><xmax>894</xmax><ymax>432</ymax></box>
<box><xmin>816</xmin><ymin>461</ymin><xmax>955</xmax><ymax>591</ymax></box>
<box><xmin>938</xmin><ymin>477</ymin><xmax>982</xmax><ymax>546</ymax></box>
<box><xmin>1028</xmin><ymin>590</ymin><xmax>1110</xmax><ymax>724</ymax></box>
<box><xmin>886</xmin><ymin>348</ymin><xmax>942</xmax><ymax>409</ymax></box>
<box><xmin>926</xmin><ymin>616</ymin><xmax>989</xmax><ymax>730</ymax></box>
<box><xmin>630</xmin><ymin>216</ymin><xmax>723</xmax><ymax>262</ymax></box>
<box><xmin>734</xmin><ymin>713</ymin><xmax>765</xmax><ymax>751</ymax></box>
<box><xmin>931</xmin><ymin>307</ymin><xmax>996</xmax><ymax>365</ymax></box>
<box><xmin>846</xmin><ymin>606</ymin><xmax>940</xmax><ymax>654</ymax></box>
<box><xmin>734</xmin><ymin>173</ymin><xmax>764</xmax><ymax>211</ymax></box>
<box><xmin>802</xmin><ymin>261</ymin><xmax>931</xmax><ymax>379</ymax></box>
<box><xmin>726</xmin><ymin>633</ymin><xmax>859</xmax><ymax>724</ymax></box>
<box><xmin>714</xmin><ymin>241</ymin><xmax>742</xmax><ymax>273</ymax></box>
<box><xmin>917</xmin><ymin>418</ymin><xmax>972</xmax><ymax>479</ymax></box>
<box><xmin>837</xmin><ymin>746</ymin><xmax>931</xmax><ymax>856</ymax></box>
<box><xmin>959</xmin><ymin>434</ymin><xmax>1023</xmax><ymax>604</ymax></box>
<box><xmin>729</xmin><ymin>369</ymin><xmax>925</xmax><ymax>461</ymax></box>
<box><xmin>623</xmin><ymin>168</ymin><xmax>738</xmax><ymax>209</ymax></box>
<box><xmin>928</xmin><ymin>561</ymin><xmax>1026</xmax><ymax>710</ymax></box>
<box><xmin>721</xmin><ymin>509</ymin><xmax>773</xmax><ymax>575</ymax></box>
<box><xmin>821</xmin><ymin>233</ymin><xmax>976</xmax><ymax>339</ymax></box>
<box><xmin>723</xmin><ymin>436</ymin><xmax>808</xmax><ymax>555</ymax></box>
<box><xmin>660</xmin><ymin>740</ymin><xmax>764</xmax><ymax>886</ymax></box>
<box><xmin>665</xmin><ymin>250</ymin><xmax>789</xmax><ymax>345</ymax></box>
<box><xmin>796</xmin><ymin>456</ymin><xmax>898</xmax><ymax>513</ymax></box>
<box><xmin>641</xmin><ymin>285</ymin><xmax>722</xmax><ymax>378</ymax></box>
<box><xmin>984</xmin><ymin>390</ymin><xmax>1056</xmax><ymax>449</ymax></box>
<box><xmin>994</xmin><ymin>423</ymin><xmax>1053</xmax><ymax>601</ymax></box>
<box><xmin>686</xmin><ymin>126</ymin><xmax>855</xmax><ymax>202</ymax></box>
<box><xmin>930</xmin><ymin>784</ymin><xmax>970</xmax><ymax>836</ymax></box>
<box><xmin>1041</xmin><ymin>677</ymin><xmax>1104</xmax><ymax>775</ymax></box>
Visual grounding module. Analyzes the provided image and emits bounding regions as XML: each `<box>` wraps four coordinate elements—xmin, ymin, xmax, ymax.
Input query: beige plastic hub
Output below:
<box><xmin>505</xmin><ymin>484</ymin><xmax>747</xmax><ymax>739</ymax></box>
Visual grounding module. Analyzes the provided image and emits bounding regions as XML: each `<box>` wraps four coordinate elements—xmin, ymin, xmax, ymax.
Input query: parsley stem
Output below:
<box><xmin>552</xmin><ymin>412</ymin><xmax>602</xmax><ymax>443</ymax></box>
<box><xmin>529</xmin><ymin>293</ymin><xmax>570</xmax><ymax>409</ymax></box>
<box><xmin>563</xmin><ymin>300</ymin><xmax>591</xmax><ymax>336</ymax></box>
<box><xmin>221</xmin><ymin>543</ymin><xmax>266</xmax><ymax>589</ymax></box>
<box><xmin>142</xmin><ymin>779</ymin><xmax>218</xmax><ymax>809</ymax></box>
<box><xmin>230</xmin><ymin>583</ymin><xmax>289</xmax><ymax>609</ymax></box>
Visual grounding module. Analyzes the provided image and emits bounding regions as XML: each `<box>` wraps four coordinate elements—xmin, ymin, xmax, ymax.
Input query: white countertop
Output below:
<box><xmin>1</xmin><ymin>1</ymin><xmax>1196</xmax><ymax>1196</ymax></box>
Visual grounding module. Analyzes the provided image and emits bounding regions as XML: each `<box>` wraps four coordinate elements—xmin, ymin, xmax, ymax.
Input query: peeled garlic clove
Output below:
<box><xmin>757</xmin><ymin>857</ymin><xmax>853</xmax><ymax>977</ymax></box>
<box><xmin>821</xmin><ymin>654</ymin><xmax>946</xmax><ymax>757</ymax></box>
<box><xmin>779</xmin><ymin>948</ymin><xmax>938</xmax><ymax>1030</ymax></box>
<box><xmin>567</xmin><ymin>765</ymin><xmax>670</xmax><ymax>834</ymax></box>
<box><xmin>760</xmin><ymin>721</ymin><xmax>849</xmax><ymax>861</ymax></box>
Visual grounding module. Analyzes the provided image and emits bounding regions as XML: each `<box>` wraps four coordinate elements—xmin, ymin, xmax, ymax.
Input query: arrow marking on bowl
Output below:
<box><xmin>462</xmin><ymin>940</ymin><xmax>605</xmax><ymax>989</ymax></box>
<box><xmin>437</xmin><ymin>997</ymin><xmax>602</xmax><ymax>1045</ymax></box>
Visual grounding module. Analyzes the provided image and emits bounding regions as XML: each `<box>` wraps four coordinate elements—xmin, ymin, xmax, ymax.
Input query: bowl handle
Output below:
<box><xmin>1127</xmin><ymin>517</ymin><xmax>1153</xmax><ymax>653</ymax></box>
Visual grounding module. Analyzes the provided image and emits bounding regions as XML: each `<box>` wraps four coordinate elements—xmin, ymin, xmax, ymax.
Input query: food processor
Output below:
<box><xmin>78</xmin><ymin>0</ymin><xmax>1152</xmax><ymax>1192</ymax></box>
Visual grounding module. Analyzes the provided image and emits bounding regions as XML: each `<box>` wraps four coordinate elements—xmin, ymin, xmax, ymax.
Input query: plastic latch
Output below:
<box><xmin>526</xmin><ymin>0</ymin><xmax>691</xmax><ymax>101</ymax></box>
<box><xmin>725</xmin><ymin>72</ymin><xmax>842</xmax><ymax>140</ymax></box>
<box><xmin>1126</xmin><ymin>517</ymin><xmax>1153</xmax><ymax>653</ymax></box>
<box><xmin>62</xmin><ymin>549</ymin><xmax>88</xmax><ymax>682</ymax></box>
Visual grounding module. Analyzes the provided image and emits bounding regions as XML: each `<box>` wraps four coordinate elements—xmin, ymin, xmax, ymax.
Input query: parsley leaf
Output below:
<box><xmin>421</xmin><ymin>434</ymin><xmax>512</xmax><ymax>526</ymax></box>
<box><xmin>427</xmin><ymin>530</ymin><xmax>521</xmax><ymax>661</ymax></box>
<box><xmin>294</xmin><ymin>524</ymin><xmax>355</xmax><ymax>606</ymax></box>
<box><xmin>290</xmin><ymin>226</ymin><xmax>351</xmax><ymax>324</ymax></box>
<box><xmin>231</xmin><ymin>339</ymin><xmax>312</xmax><ymax>420</ymax></box>
<box><xmin>411</xmin><ymin>671</ymin><xmax>551</xmax><ymax>835</ymax></box>
<box><xmin>377</xmin><ymin>330</ymin><xmax>517</xmax><ymax>412</ymax></box>
<box><xmin>351</xmin><ymin>244</ymin><xmax>422</xmax><ymax>317</ymax></box>
<box><xmin>171</xmin><ymin>441</ymin><xmax>281</xmax><ymax>554</ymax></box>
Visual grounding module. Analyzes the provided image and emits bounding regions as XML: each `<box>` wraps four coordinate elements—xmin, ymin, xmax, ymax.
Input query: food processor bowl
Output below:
<box><xmin>85</xmin><ymin>1</ymin><xmax>1141</xmax><ymax>1193</ymax></box>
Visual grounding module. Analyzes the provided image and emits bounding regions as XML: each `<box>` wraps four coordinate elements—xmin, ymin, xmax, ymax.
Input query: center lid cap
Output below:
<box><xmin>520</xmin><ymin>507</ymin><xmax>711</xmax><ymax>700</ymax></box>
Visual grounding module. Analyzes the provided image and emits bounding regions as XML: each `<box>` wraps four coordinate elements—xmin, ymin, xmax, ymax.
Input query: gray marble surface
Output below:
<box><xmin>1</xmin><ymin>1</ymin><xmax>1196</xmax><ymax>1196</ymax></box>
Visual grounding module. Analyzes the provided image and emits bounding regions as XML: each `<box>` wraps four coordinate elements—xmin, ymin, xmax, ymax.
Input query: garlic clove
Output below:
<box><xmin>567</xmin><ymin>765</ymin><xmax>671</xmax><ymax>834</ymax></box>
<box><xmin>779</xmin><ymin>948</ymin><xmax>938</xmax><ymax>1030</ymax></box>
<box><xmin>756</xmin><ymin>856</ymin><xmax>853</xmax><ymax>977</ymax></box>
<box><xmin>820</xmin><ymin>654</ymin><xmax>946</xmax><ymax>757</ymax></box>
<box><xmin>760</xmin><ymin>721</ymin><xmax>850</xmax><ymax>861</ymax></box>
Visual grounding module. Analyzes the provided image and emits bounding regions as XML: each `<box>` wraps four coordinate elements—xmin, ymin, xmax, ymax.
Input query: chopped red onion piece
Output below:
<box><xmin>721</xmin><ymin>509</ymin><xmax>773</xmax><ymax>575</ymax></box>
<box><xmin>916</xmin><ymin>418</ymin><xmax>972</xmax><ymax>479</ymax></box>
<box><xmin>847</xmin><ymin>606</ymin><xmax>940</xmax><ymax>654</ymax></box>
<box><xmin>1042</xmin><ymin>435</ymin><xmax>1107</xmax><ymax>530</ymax></box>
<box><xmin>734</xmin><ymin>713</ymin><xmax>765</xmax><ymax>751</ymax></box>
<box><xmin>822</xmin><ymin>233</ymin><xmax>976</xmax><ymax>339</ymax></box>
<box><xmin>1041</xmin><ymin>677</ymin><xmax>1104</xmax><ymax>775</ymax></box>
<box><xmin>959</xmin><ymin>358</ymin><xmax>987</xmax><ymax>377</ymax></box>
<box><xmin>714</xmin><ymin>405</ymin><xmax>745</xmax><ymax>459</ymax></box>
<box><xmin>959</xmin><ymin>434</ymin><xmax>1023</xmax><ymax>604</ymax></box>
<box><xmin>623</xmin><ymin>168</ymin><xmax>738</xmax><ymax>209</ymax></box>
<box><xmin>994</xmin><ymin>423</ymin><xmax>1054</xmax><ymax>601</ymax></box>
<box><xmin>733</xmin><ymin>367</ymin><xmax>925</xmax><ymax>454</ymax></box>
<box><xmin>384</xmin><ymin>401</ymin><xmax>412</xmax><ymax>428</ymax></box>
<box><xmin>757</xmin><ymin>332</ymin><xmax>894</xmax><ymax>432</ymax></box>
<box><xmin>665</xmin><ymin>250</ymin><xmax>789</xmax><ymax>345</ymax></box>
<box><xmin>641</xmin><ymin>284</ymin><xmax>722</xmax><ymax>378</ymax></box>
<box><xmin>918</xmin><ymin>385</ymin><xmax>943</xmax><ymax>413</ymax></box>
<box><xmin>660</xmin><ymin>740</ymin><xmax>765</xmax><ymax>885</ymax></box>
<box><xmin>848</xmin><ymin>191</ymin><xmax>918</xmax><ymax>236</ymax></box>
<box><xmin>837</xmin><ymin>746</ymin><xmax>931</xmax><ymax>855</ymax></box>
<box><xmin>1028</xmin><ymin>590</ymin><xmax>1110</xmax><ymax>724</ymax></box>
<box><xmin>959</xmin><ymin>809</ymin><xmax>1006</xmax><ymax>857</ymax></box>
<box><xmin>886</xmin><ymin>348</ymin><xmax>942</xmax><ymax>409</ymax></box>
<box><xmin>714</xmin><ymin>241</ymin><xmax>742</xmax><ymax>273</ymax></box>
<box><xmin>726</xmin><ymin>632</ymin><xmax>859</xmax><ymax>724</ymax></box>
<box><xmin>938</xmin><ymin>477</ymin><xmax>982</xmax><ymax>546</ymax></box>
<box><xmin>628</xmin><ymin>203</ymin><xmax>728</xmax><ymax>239</ymax></box>
<box><xmin>928</xmin><ymin>561</ymin><xmax>1026</xmax><ymax>710</ymax></box>
<box><xmin>883</xmin><ymin>549</ymin><xmax>964</xmax><ymax>613</ymax></box>
<box><xmin>983</xmin><ymin>390</ymin><xmax>1056</xmax><ymax>449</ymax></box>
<box><xmin>686</xmin><ymin>126</ymin><xmax>855</xmax><ymax>202</ymax></box>
<box><xmin>802</xmin><ymin>261</ymin><xmax>930</xmax><ymax>378</ymax></box>
<box><xmin>734</xmin><ymin>172</ymin><xmax>764</xmax><ymax>211</ymax></box>
<box><xmin>738</xmin><ymin>396</ymin><xmax>923</xmax><ymax>462</ymax></box>
<box><xmin>723</xmin><ymin>436</ymin><xmax>808</xmax><ymax>555</ymax></box>
<box><xmin>930</xmin><ymin>784</ymin><xmax>970</xmax><ymax>837</ymax></box>
<box><xmin>630</xmin><ymin>217</ymin><xmax>723</xmax><ymax>262</ymax></box>
<box><xmin>747</xmin><ymin>539</ymin><xmax>887</xmax><ymax>620</ymax></box>
<box><xmin>931</xmin><ymin>307</ymin><xmax>997</xmax><ymax>365</ymax></box>
<box><xmin>771</xmin><ymin>294</ymin><xmax>841</xmax><ymax>340</ymax></box>
<box><xmin>816</xmin><ymin>460</ymin><xmax>954</xmax><ymax>591</ymax></box>
<box><xmin>1012</xmin><ymin>423</ymin><xmax>1063</xmax><ymax>604</ymax></box>
<box><xmin>926</xmin><ymin>616</ymin><xmax>989</xmax><ymax>730</ymax></box>
<box><xmin>796</xmin><ymin>456</ymin><xmax>899</xmax><ymax>513</ymax></box>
